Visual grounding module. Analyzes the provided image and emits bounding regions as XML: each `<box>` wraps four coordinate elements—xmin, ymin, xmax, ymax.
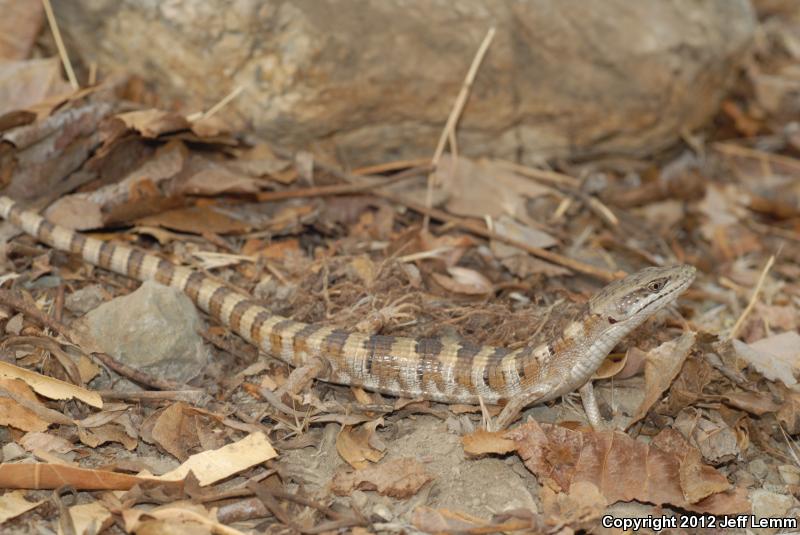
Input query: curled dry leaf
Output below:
<box><xmin>593</xmin><ymin>351</ymin><xmax>627</xmax><ymax>380</ymax></box>
<box><xmin>490</xmin><ymin>214</ymin><xmax>558</xmax><ymax>257</ymax></box>
<box><xmin>114</xmin><ymin>109</ymin><xmax>190</xmax><ymax>138</ymax></box>
<box><xmin>159</xmin><ymin>432</ymin><xmax>277</xmax><ymax>486</ymax></box>
<box><xmin>503</xmin><ymin>420</ymin><xmax>749</xmax><ymax>514</ymax></box>
<box><xmin>733</xmin><ymin>331</ymin><xmax>800</xmax><ymax>389</ymax></box>
<box><xmin>540</xmin><ymin>481</ymin><xmax>605</xmax><ymax>529</ymax></box>
<box><xmin>122</xmin><ymin>502</ymin><xmax>240</xmax><ymax>535</ymax></box>
<box><xmin>627</xmin><ymin>331</ymin><xmax>696</xmax><ymax>428</ymax></box>
<box><xmin>431</xmin><ymin>267</ymin><xmax>493</xmax><ymax>296</ymax></box>
<box><xmin>150</xmin><ymin>402</ymin><xmax>200</xmax><ymax>461</ymax></box>
<box><xmin>331</xmin><ymin>457</ymin><xmax>433</xmax><ymax>498</ymax></box>
<box><xmin>19</xmin><ymin>432</ymin><xmax>74</xmax><ymax>454</ymax></box>
<box><xmin>336</xmin><ymin>418</ymin><xmax>386</xmax><ymax>469</ymax></box>
<box><xmin>0</xmin><ymin>361</ymin><xmax>103</xmax><ymax>409</ymax></box>
<box><xmin>461</xmin><ymin>429</ymin><xmax>516</xmax><ymax>456</ymax></box>
<box><xmin>412</xmin><ymin>505</ymin><xmax>539</xmax><ymax>534</ymax></box>
<box><xmin>0</xmin><ymin>463</ymin><xmax>178</xmax><ymax>491</ymax></box>
<box><xmin>0</xmin><ymin>491</ymin><xmax>43</xmax><ymax>524</ymax></box>
<box><xmin>78</xmin><ymin>424</ymin><xmax>138</xmax><ymax>451</ymax></box>
<box><xmin>0</xmin><ymin>378</ymin><xmax>49</xmax><ymax>432</ymax></box>
<box><xmin>65</xmin><ymin>501</ymin><xmax>113</xmax><ymax>535</ymax></box>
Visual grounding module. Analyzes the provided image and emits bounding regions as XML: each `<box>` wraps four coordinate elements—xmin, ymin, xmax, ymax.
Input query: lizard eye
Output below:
<box><xmin>647</xmin><ymin>280</ymin><xmax>665</xmax><ymax>293</ymax></box>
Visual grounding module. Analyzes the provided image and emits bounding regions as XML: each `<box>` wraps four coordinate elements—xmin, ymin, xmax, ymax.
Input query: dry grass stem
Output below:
<box><xmin>42</xmin><ymin>0</ymin><xmax>79</xmax><ymax>90</ymax></box>
<box><xmin>424</xmin><ymin>27</ymin><xmax>496</xmax><ymax>230</ymax></box>
<box><xmin>729</xmin><ymin>254</ymin><xmax>776</xmax><ymax>339</ymax></box>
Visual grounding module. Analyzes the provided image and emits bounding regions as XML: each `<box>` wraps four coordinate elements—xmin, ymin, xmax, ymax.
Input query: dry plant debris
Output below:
<box><xmin>0</xmin><ymin>2</ymin><xmax>799</xmax><ymax>534</ymax></box>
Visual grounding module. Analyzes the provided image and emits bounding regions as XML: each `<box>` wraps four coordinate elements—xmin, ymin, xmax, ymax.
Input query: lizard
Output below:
<box><xmin>0</xmin><ymin>195</ymin><xmax>696</xmax><ymax>429</ymax></box>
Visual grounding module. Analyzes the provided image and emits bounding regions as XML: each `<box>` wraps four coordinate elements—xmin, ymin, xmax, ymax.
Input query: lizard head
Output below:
<box><xmin>589</xmin><ymin>265</ymin><xmax>696</xmax><ymax>329</ymax></box>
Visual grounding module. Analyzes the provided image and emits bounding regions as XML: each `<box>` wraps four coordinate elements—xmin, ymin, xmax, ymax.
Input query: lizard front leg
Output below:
<box><xmin>579</xmin><ymin>381</ymin><xmax>602</xmax><ymax>429</ymax></box>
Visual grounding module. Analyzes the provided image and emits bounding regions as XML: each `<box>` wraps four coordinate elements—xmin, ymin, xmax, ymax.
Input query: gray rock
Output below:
<box><xmin>65</xmin><ymin>284</ymin><xmax>107</xmax><ymax>315</ymax></box>
<box><xmin>84</xmin><ymin>281</ymin><xmax>209</xmax><ymax>383</ymax></box>
<box><xmin>54</xmin><ymin>0</ymin><xmax>755</xmax><ymax>166</ymax></box>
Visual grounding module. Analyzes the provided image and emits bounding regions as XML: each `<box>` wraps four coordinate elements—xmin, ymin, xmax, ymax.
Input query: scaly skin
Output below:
<box><xmin>0</xmin><ymin>196</ymin><xmax>696</xmax><ymax>428</ymax></box>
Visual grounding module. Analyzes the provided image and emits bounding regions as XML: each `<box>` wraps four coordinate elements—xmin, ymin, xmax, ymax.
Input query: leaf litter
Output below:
<box><xmin>0</xmin><ymin>6</ymin><xmax>800</xmax><ymax>535</ymax></box>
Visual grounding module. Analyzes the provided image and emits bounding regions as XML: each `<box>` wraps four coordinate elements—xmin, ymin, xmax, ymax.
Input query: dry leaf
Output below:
<box><xmin>331</xmin><ymin>457</ymin><xmax>433</xmax><ymax>498</ymax></box>
<box><xmin>60</xmin><ymin>501</ymin><xmax>112</xmax><ymax>535</ymax></box>
<box><xmin>78</xmin><ymin>424</ymin><xmax>137</xmax><ymax>451</ymax></box>
<box><xmin>412</xmin><ymin>506</ymin><xmax>538</xmax><ymax>534</ymax></box>
<box><xmin>336</xmin><ymin>419</ymin><xmax>386</xmax><ymax>469</ymax></box>
<box><xmin>0</xmin><ymin>361</ymin><xmax>103</xmax><ymax>409</ymax></box>
<box><xmin>136</xmin><ymin>205</ymin><xmax>251</xmax><ymax>235</ymax></box>
<box><xmin>0</xmin><ymin>378</ymin><xmax>49</xmax><ymax>432</ymax></box>
<box><xmin>0</xmin><ymin>58</ymin><xmax>72</xmax><ymax>117</ymax></box>
<box><xmin>178</xmin><ymin>166</ymin><xmax>263</xmax><ymax>196</ymax></box>
<box><xmin>540</xmin><ymin>481</ymin><xmax>605</xmax><ymax>528</ymax></box>
<box><xmin>150</xmin><ymin>402</ymin><xmax>199</xmax><ymax>461</ymax></box>
<box><xmin>122</xmin><ymin>502</ymin><xmax>242</xmax><ymax>535</ymax></box>
<box><xmin>159</xmin><ymin>432</ymin><xmax>277</xmax><ymax>486</ymax></box>
<box><xmin>406</xmin><ymin>155</ymin><xmax>551</xmax><ymax>219</ymax></box>
<box><xmin>507</xmin><ymin>420</ymin><xmax>748</xmax><ymax>513</ymax></box>
<box><xmin>461</xmin><ymin>429</ymin><xmax>516</xmax><ymax>456</ymax></box>
<box><xmin>19</xmin><ymin>432</ymin><xmax>74</xmax><ymax>454</ymax></box>
<box><xmin>733</xmin><ymin>331</ymin><xmax>800</xmax><ymax>389</ymax></box>
<box><xmin>114</xmin><ymin>109</ymin><xmax>190</xmax><ymax>138</ymax></box>
<box><xmin>0</xmin><ymin>463</ymin><xmax>177</xmax><ymax>491</ymax></box>
<box><xmin>593</xmin><ymin>351</ymin><xmax>628</xmax><ymax>380</ymax></box>
<box><xmin>0</xmin><ymin>2</ymin><xmax>43</xmax><ymax>61</ymax></box>
<box><xmin>431</xmin><ymin>267</ymin><xmax>493</xmax><ymax>296</ymax></box>
<box><xmin>0</xmin><ymin>491</ymin><xmax>43</xmax><ymax>524</ymax></box>
<box><xmin>627</xmin><ymin>331</ymin><xmax>696</xmax><ymax>427</ymax></box>
<box><xmin>490</xmin><ymin>215</ymin><xmax>558</xmax><ymax>257</ymax></box>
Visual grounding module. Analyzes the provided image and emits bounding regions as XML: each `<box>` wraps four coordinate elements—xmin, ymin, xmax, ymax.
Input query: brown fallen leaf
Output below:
<box><xmin>18</xmin><ymin>432</ymin><xmax>74</xmax><ymax>454</ymax></box>
<box><xmin>122</xmin><ymin>502</ymin><xmax>240</xmax><ymax>535</ymax></box>
<box><xmin>0</xmin><ymin>1</ymin><xmax>43</xmax><ymax>61</ymax></box>
<box><xmin>462</xmin><ymin>429</ymin><xmax>516</xmax><ymax>456</ymax></box>
<box><xmin>627</xmin><ymin>331</ymin><xmax>696</xmax><ymax>427</ymax></box>
<box><xmin>431</xmin><ymin>267</ymin><xmax>493</xmax><ymax>296</ymax></box>
<box><xmin>0</xmin><ymin>58</ymin><xmax>72</xmax><ymax>117</ymax></box>
<box><xmin>411</xmin><ymin>505</ymin><xmax>539</xmax><ymax>534</ymax></box>
<box><xmin>158</xmin><ymin>432</ymin><xmax>277</xmax><ymax>486</ymax></box>
<box><xmin>720</xmin><ymin>390</ymin><xmax>782</xmax><ymax>416</ymax></box>
<box><xmin>0</xmin><ymin>463</ymin><xmax>179</xmax><ymax>491</ymax></box>
<box><xmin>78</xmin><ymin>424</ymin><xmax>137</xmax><ymax>451</ymax></box>
<box><xmin>777</xmin><ymin>386</ymin><xmax>800</xmax><ymax>434</ymax></box>
<box><xmin>0</xmin><ymin>361</ymin><xmax>102</xmax><ymax>409</ymax></box>
<box><xmin>150</xmin><ymin>402</ymin><xmax>200</xmax><ymax>461</ymax></box>
<box><xmin>136</xmin><ymin>205</ymin><xmax>251</xmax><ymax>235</ymax></box>
<box><xmin>506</xmin><ymin>420</ymin><xmax>749</xmax><ymax>514</ymax></box>
<box><xmin>177</xmin><ymin>165</ymin><xmax>264</xmax><ymax>196</ymax></box>
<box><xmin>0</xmin><ymin>490</ymin><xmax>43</xmax><ymax>524</ymax></box>
<box><xmin>540</xmin><ymin>481</ymin><xmax>605</xmax><ymax>529</ymax></box>
<box><xmin>63</xmin><ymin>501</ymin><xmax>113</xmax><ymax>535</ymax></box>
<box><xmin>593</xmin><ymin>351</ymin><xmax>628</xmax><ymax>380</ymax></box>
<box><xmin>734</xmin><ymin>331</ymin><xmax>800</xmax><ymax>389</ymax></box>
<box><xmin>336</xmin><ymin>418</ymin><xmax>386</xmax><ymax>469</ymax></box>
<box><xmin>114</xmin><ymin>109</ymin><xmax>190</xmax><ymax>138</ymax></box>
<box><xmin>0</xmin><ymin>378</ymin><xmax>49</xmax><ymax>432</ymax></box>
<box><xmin>331</xmin><ymin>457</ymin><xmax>433</xmax><ymax>498</ymax></box>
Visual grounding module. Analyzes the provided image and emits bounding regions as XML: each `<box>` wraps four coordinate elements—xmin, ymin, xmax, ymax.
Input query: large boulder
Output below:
<box><xmin>55</xmin><ymin>0</ymin><xmax>756</xmax><ymax>165</ymax></box>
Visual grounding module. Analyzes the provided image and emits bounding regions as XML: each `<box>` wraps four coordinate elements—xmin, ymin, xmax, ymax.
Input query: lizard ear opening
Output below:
<box><xmin>608</xmin><ymin>317</ymin><xmax>618</xmax><ymax>324</ymax></box>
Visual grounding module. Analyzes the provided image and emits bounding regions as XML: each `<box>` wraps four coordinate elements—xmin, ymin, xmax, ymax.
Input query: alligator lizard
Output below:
<box><xmin>0</xmin><ymin>196</ymin><xmax>696</xmax><ymax>429</ymax></box>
